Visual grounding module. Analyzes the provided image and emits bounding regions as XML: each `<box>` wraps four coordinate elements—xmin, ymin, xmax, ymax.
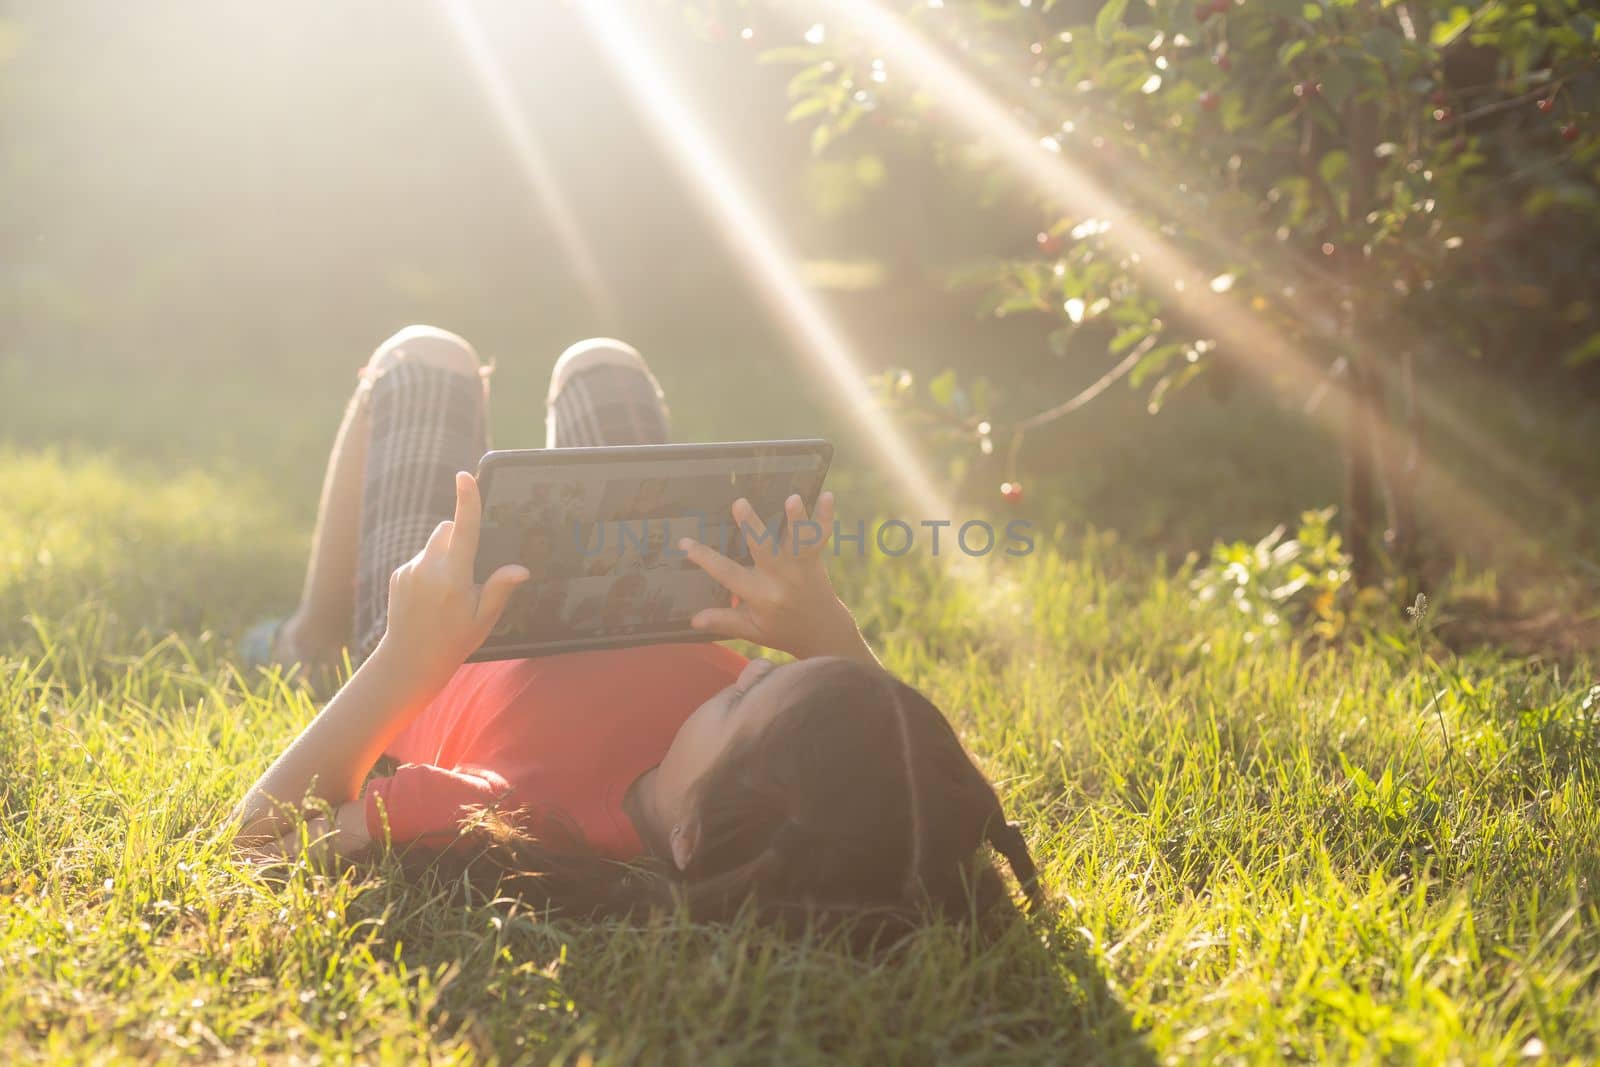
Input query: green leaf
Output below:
<box><xmin>1019</xmin><ymin>266</ymin><xmax>1045</xmax><ymax>300</ymax></box>
<box><xmin>1147</xmin><ymin>361</ymin><xmax>1207</xmax><ymax>412</ymax></box>
<box><xmin>785</xmin><ymin>96</ymin><xmax>829</xmax><ymax>123</ymax></box>
<box><xmin>994</xmin><ymin>292</ymin><xmax>1048</xmax><ymax>317</ymax></box>
<box><xmin>1095</xmin><ymin>0</ymin><xmax>1130</xmax><ymax>43</ymax></box>
<box><xmin>1110</xmin><ymin>323</ymin><xmax>1152</xmax><ymax>354</ymax></box>
<box><xmin>1565</xmin><ymin>332</ymin><xmax>1600</xmax><ymax>368</ymax></box>
<box><xmin>1130</xmin><ymin>343</ymin><xmax>1184</xmax><ymax>389</ymax></box>
<box><xmin>787</xmin><ymin>63</ymin><xmax>832</xmax><ymax>98</ymax></box>
<box><xmin>1318</xmin><ymin>149</ymin><xmax>1349</xmax><ymax>187</ymax></box>
<box><xmin>1431</xmin><ymin>6</ymin><xmax>1473</xmax><ymax>47</ymax></box>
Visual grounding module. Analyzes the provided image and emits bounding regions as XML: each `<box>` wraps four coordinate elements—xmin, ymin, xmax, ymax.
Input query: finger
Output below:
<box><xmin>814</xmin><ymin>491</ymin><xmax>835</xmax><ymax>545</ymax></box>
<box><xmin>447</xmin><ymin>472</ymin><xmax>482</xmax><ymax>572</ymax></box>
<box><xmin>423</xmin><ymin>519</ymin><xmax>454</xmax><ymax>560</ymax></box>
<box><xmin>791</xmin><ymin>490</ymin><xmax>834</xmax><ymax>558</ymax></box>
<box><xmin>247</xmin><ymin>849</ymin><xmax>291</xmax><ymax>874</ymax></box>
<box><xmin>783</xmin><ymin>494</ymin><xmax>806</xmax><ymax>552</ymax></box>
<box><xmin>731</xmin><ymin>496</ymin><xmax>767</xmax><ymax>536</ymax></box>
<box><xmin>689</xmin><ymin>606</ymin><xmax>761</xmax><ymax>643</ymax></box>
<box><xmin>730</xmin><ymin>498</ymin><xmax>772</xmax><ymax>557</ymax></box>
<box><xmin>255</xmin><ymin>833</ymin><xmax>292</xmax><ymax>861</ymax></box>
<box><xmin>304</xmin><ymin>813</ymin><xmax>331</xmax><ymax>845</ymax></box>
<box><xmin>679</xmin><ymin>538</ymin><xmax>759</xmax><ymax>600</ymax></box>
<box><xmin>475</xmin><ymin>564</ymin><xmax>531</xmax><ymax>628</ymax></box>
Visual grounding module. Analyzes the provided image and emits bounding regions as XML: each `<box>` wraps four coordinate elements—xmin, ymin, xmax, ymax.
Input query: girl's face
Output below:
<box><xmin>653</xmin><ymin>656</ymin><xmax>839</xmax><ymax>862</ymax></box>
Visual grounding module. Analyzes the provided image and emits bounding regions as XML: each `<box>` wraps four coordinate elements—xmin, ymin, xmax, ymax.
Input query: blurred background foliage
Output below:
<box><xmin>735</xmin><ymin>0</ymin><xmax>1600</xmax><ymax>584</ymax></box>
<box><xmin>1</xmin><ymin>1</ymin><xmax>1595</xmax><ymax>590</ymax></box>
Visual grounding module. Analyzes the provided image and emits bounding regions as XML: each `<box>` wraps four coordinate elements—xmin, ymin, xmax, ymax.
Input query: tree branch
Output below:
<box><xmin>1014</xmin><ymin>333</ymin><xmax>1158</xmax><ymax>432</ymax></box>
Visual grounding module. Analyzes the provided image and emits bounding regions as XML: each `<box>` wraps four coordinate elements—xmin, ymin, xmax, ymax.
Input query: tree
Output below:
<box><xmin>756</xmin><ymin>0</ymin><xmax>1599</xmax><ymax>586</ymax></box>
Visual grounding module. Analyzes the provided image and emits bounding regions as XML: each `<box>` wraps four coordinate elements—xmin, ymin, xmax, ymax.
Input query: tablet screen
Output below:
<box><xmin>469</xmin><ymin>441</ymin><xmax>830</xmax><ymax>660</ymax></box>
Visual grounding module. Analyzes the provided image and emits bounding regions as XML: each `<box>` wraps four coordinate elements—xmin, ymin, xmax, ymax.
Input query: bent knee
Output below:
<box><xmin>368</xmin><ymin>325</ymin><xmax>480</xmax><ymax>378</ymax></box>
<box><xmin>548</xmin><ymin>337</ymin><xmax>652</xmax><ymax>402</ymax></box>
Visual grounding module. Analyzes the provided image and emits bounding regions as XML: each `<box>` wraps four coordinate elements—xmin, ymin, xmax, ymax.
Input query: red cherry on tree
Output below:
<box><xmin>1536</xmin><ymin>97</ymin><xmax>1555</xmax><ymax>114</ymax></box>
<box><xmin>1036</xmin><ymin>231</ymin><xmax>1062</xmax><ymax>255</ymax></box>
<box><xmin>1195</xmin><ymin>3</ymin><xmax>1215</xmax><ymax>23</ymax></box>
<box><xmin>1430</xmin><ymin>89</ymin><xmax>1449</xmax><ymax>107</ymax></box>
<box><xmin>1561</xmin><ymin>123</ymin><xmax>1581</xmax><ymax>143</ymax></box>
<box><xmin>1001</xmin><ymin>482</ymin><xmax>1024</xmax><ymax>504</ymax></box>
<box><xmin>1213</xmin><ymin>51</ymin><xmax>1232</xmax><ymax>72</ymax></box>
<box><xmin>1199</xmin><ymin>90</ymin><xmax>1220</xmax><ymax>112</ymax></box>
<box><xmin>1293</xmin><ymin>80</ymin><xmax>1322</xmax><ymax>99</ymax></box>
<box><xmin>1209</xmin><ymin>0</ymin><xmax>1230</xmax><ymax>14</ymax></box>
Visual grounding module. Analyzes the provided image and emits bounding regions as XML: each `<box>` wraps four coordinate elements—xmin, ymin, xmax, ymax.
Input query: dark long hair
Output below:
<box><xmin>460</xmin><ymin>659</ymin><xmax>1041</xmax><ymax>934</ymax></box>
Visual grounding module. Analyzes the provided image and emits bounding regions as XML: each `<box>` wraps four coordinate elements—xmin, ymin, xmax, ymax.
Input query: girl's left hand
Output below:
<box><xmin>376</xmin><ymin>472</ymin><xmax>530</xmax><ymax>685</ymax></box>
<box><xmin>678</xmin><ymin>491</ymin><xmax>875</xmax><ymax>664</ymax></box>
<box><xmin>246</xmin><ymin>801</ymin><xmax>371</xmax><ymax>866</ymax></box>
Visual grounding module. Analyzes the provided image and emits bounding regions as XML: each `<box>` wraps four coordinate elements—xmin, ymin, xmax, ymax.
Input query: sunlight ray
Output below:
<box><xmin>856</xmin><ymin>1</ymin><xmax>1579</xmax><ymax>522</ymax></box>
<box><xmin>576</xmin><ymin>0</ymin><xmax>949</xmax><ymax>518</ymax></box>
<box><xmin>440</xmin><ymin>0</ymin><xmax>615</xmax><ymax>320</ymax></box>
<box><xmin>811</xmin><ymin>0</ymin><xmax>1558</xmax><ymax>562</ymax></box>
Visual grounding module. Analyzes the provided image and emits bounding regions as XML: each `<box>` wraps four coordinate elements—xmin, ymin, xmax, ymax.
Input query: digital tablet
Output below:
<box><xmin>468</xmin><ymin>439</ymin><xmax>833</xmax><ymax>661</ymax></box>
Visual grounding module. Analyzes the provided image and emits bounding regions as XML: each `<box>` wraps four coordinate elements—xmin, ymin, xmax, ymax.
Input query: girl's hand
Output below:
<box><xmin>377</xmin><ymin>472</ymin><xmax>529</xmax><ymax>685</ymax></box>
<box><xmin>679</xmin><ymin>491</ymin><xmax>875</xmax><ymax>664</ymax></box>
<box><xmin>245</xmin><ymin>801</ymin><xmax>370</xmax><ymax>867</ymax></box>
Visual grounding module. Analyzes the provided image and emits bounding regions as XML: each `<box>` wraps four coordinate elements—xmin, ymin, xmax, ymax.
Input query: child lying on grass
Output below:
<box><xmin>233</xmin><ymin>327</ymin><xmax>1039</xmax><ymax>931</ymax></box>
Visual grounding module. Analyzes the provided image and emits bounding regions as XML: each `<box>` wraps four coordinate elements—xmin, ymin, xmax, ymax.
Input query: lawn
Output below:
<box><xmin>2</xmin><ymin>361</ymin><xmax>1598</xmax><ymax>1063</ymax></box>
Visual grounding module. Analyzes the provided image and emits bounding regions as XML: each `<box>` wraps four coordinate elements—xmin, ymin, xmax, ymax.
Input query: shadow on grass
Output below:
<box><xmin>357</xmin><ymin>866</ymin><xmax>1155</xmax><ymax>1065</ymax></box>
<box><xmin>1431</xmin><ymin>591</ymin><xmax>1600</xmax><ymax>670</ymax></box>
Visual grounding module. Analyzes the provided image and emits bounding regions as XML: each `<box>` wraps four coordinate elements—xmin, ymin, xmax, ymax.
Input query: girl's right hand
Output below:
<box><xmin>378</xmin><ymin>472</ymin><xmax>530</xmax><ymax>687</ymax></box>
<box><xmin>678</xmin><ymin>491</ymin><xmax>876</xmax><ymax>665</ymax></box>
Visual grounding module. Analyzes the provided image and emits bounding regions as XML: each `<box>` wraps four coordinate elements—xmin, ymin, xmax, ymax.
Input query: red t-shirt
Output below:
<box><xmin>363</xmin><ymin>644</ymin><xmax>747</xmax><ymax>858</ymax></box>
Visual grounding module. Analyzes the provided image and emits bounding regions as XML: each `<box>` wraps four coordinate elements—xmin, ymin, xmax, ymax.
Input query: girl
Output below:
<box><xmin>234</xmin><ymin>327</ymin><xmax>1040</xmax><ymax>927</ymax></box>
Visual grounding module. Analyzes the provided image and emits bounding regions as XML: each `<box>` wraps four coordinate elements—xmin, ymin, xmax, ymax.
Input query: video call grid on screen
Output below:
<box><xmin>469</xmin><ymin>442</ymin><xmax>829</xmax><ymax>659</ymax></box>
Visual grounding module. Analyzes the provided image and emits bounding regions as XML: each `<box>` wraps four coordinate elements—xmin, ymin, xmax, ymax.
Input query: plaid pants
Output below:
<box><xmin>352</xmin><ymin>353</ymin><xmax>670</xmax><ymax>664</ymax></box>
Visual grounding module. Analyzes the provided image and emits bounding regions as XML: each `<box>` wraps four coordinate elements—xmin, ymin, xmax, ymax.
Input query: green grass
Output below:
<box><xmin>2</xmin><ymin>438</ymin><xmax>1597</xmax><ymax>1064</ymax></box>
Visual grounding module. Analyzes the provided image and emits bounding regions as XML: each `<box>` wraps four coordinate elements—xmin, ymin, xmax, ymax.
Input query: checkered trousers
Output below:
<box><xmin>351</xmin><ymin>354</ymin><xmax>670</xmax><ymax>665</ymax></box>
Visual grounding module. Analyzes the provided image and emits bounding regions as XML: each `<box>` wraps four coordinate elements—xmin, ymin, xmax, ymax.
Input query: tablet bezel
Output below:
<box><xmin>466</xmin><ymin>438</ymin><xmax>833</xmax><ymax>662</ymax></box>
